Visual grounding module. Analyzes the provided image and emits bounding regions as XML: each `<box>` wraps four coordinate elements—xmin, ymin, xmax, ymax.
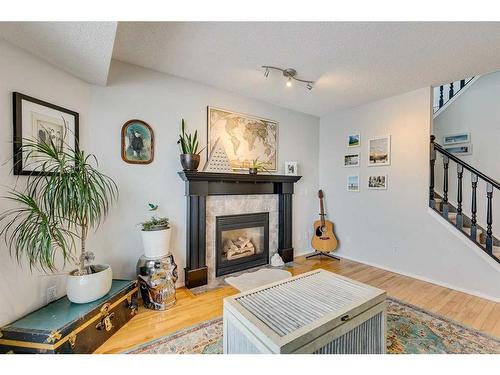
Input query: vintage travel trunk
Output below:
<box><xmin>223</xmin><ymin>270</ymin><xmax>386</xmax><ymax>354</ymax></box>
<box><xmin>0</xmin><ymin>279</ymin><xmax>138</xmax><ymax>354</ymax></box>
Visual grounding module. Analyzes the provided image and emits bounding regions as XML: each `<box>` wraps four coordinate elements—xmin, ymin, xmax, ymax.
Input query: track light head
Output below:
<box><xmin>306</xmin><ymin>83</ymin><xmax>313</xmax><ymax>90</ymax></box>
<box><xmin>286</xmin><ymin>77</ymin><xmax>293</xmax><ymax>87</ymax></box>
<box><xmin>264</xmin><ymin>67</ymin><xmax>269</xmax><ymax>78</ymax></box>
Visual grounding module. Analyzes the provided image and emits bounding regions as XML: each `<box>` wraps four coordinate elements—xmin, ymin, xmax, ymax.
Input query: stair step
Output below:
<box><xmin>493</xmin><ymin>246</ymin><xmax>500</xmax><ymax>259</ymax></box>
<box><xmin>462</xmin><ymin>227</ymin><xmax>486</xmax><ymax>244</ymax></box>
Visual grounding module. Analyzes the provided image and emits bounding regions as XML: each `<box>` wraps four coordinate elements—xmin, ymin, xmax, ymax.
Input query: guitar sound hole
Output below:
<box><xmin>315</xmin><ymin>227</ymin><xmax>324</xmax><ymax>237</ymax></box>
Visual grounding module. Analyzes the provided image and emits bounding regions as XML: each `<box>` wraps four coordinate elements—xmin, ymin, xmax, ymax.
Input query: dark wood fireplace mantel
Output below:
<box><xmin>178</xmin><ymin>171</ymin><xmax>302</xmax><ymax>288</ymax></box>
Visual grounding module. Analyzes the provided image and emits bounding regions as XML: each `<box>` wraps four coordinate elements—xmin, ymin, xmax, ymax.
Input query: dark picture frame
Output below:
<box><xmin>13</xmin><ymin>92</ymin><xmax>80</xmax><ymax>176</ymax></box>
<box><xmin>121</xmin><ymin>119</ymin><xmax>154</xmax><ymax>164</ymax></box>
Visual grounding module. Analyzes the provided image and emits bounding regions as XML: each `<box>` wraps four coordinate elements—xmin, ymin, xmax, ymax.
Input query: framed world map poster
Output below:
<box><xmin>207</xmin><ymin>107</ymin><xmax>278</xmax><ymax>172</ymax></box>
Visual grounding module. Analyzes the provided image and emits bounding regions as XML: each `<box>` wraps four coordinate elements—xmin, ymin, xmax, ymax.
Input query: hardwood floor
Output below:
<box><xmin>95</xmin><ymin>255</ymin><xmax>500</xmax><ymax>353</ymax></box>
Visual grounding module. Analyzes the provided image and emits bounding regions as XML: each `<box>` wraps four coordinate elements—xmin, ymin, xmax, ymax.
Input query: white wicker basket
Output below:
<box><xmin>223</xmin><ymin>269</ymin><xmax>386</xmax><ymax>354</ymax></box>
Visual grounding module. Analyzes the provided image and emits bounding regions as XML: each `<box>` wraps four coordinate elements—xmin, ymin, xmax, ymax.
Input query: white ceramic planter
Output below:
<box><xmin>66</xmin><ymin>264</ymin><xmax>112</xmax><ymax>304</ymax></box>
<box><xmin>141</xmin><ymin>228</ymin><xmax>171</xmax><ymax>258</ymax></box>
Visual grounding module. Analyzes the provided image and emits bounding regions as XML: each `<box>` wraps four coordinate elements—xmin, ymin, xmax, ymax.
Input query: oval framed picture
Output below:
<box><xmin>121</xmin><ymin>119</ymin><xmax>154</xmax><ymax>164</ymax></box>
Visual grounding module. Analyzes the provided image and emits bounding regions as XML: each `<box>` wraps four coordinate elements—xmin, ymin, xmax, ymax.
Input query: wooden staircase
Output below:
<box><xmin>433</xmin><ymin>194</ymin><xmax>500</xmax><ymax>261</ymax></box>
<box><xmin>430</xmin><ymin>136</ymin><xmax>500</xmax><ymax>263</ymax></box>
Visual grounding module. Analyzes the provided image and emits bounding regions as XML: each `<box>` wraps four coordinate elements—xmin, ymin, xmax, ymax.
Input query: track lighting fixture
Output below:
<box><xmin>262</xmin><ymin>65</ymin><xmax>314</xmax><ymax>90</ymax></box>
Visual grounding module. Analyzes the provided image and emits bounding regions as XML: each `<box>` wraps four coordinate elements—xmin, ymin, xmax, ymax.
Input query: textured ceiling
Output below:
<box><xmin>3</xmin><ymin>22</ymin><xmax>500</xmax><ymax>116</ymax></box>
<box><xmin>0</xmin><ymin>22</ymin><xmax>117</xmax><ymax>85</ymax></box>
<box><xmin>113</xmin><ymin>22</ymin><xmax>500</xmax><ymax>116</ymax></box>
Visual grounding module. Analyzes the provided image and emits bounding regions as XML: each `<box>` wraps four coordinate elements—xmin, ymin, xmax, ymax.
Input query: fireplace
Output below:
<box><xmin>216</xmin><ymin>212</ymin><xmax>269</xmax><ymax>277</ymax></box>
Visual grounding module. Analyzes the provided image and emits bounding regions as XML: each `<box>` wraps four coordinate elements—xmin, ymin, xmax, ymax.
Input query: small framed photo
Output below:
<box><xmin>444</xmin><ymin>144</ymin><xmax>472</xmax><ymax>156</ymax></box>
<box><xmin>348</xmin><ymin>133</ymin><xmax>361</xmax><ymax>147</ymax></box>
<box><xmin>368</xmin><ymin>135</ymin><xmax>391</xmax><ymax>166</ymax></box>
<box><xmin>344</xmin><ymin>153</ymin><xmax>360</xmax><ymax>167</ymax></box>
<box><xmin>443</xmin><ymin>132</ymin><xmax>471</xmax><ymax>145</ymax></box>
<box><xmin>347</xmin><ymin>175</ymin><xmax>360</xmax><ymax>192</ymax></box>
<box><xmin>368</xmin><ymin>175</ymin><xmax>388</xmax><ymax>190</ymax></box>
<box><xmin>13</xmin><ymin>92</ymin><xmax>79</xmax><ymax>175</ymax></box>
<box><xmin>284</xmin><ymin>161</ymin><xmax>298</xmax><ymax>176</ymax></box>
<box><xmin>121</xmin><ymin>119</ymin><xmax>154</xmax><ymax>164</ymax></box>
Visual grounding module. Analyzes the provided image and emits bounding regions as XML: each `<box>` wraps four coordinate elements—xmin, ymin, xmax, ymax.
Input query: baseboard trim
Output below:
<box><xmin>330</xmin><ymin>253</ymin><xmax>500</xmax><ymax>303</ymax></box>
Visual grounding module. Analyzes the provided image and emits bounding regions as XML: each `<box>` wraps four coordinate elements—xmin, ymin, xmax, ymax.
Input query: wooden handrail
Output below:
<box><xmin>432</xmin><ymin>139</ymin><xmax>500</xmax><ymax>190</ymax></box>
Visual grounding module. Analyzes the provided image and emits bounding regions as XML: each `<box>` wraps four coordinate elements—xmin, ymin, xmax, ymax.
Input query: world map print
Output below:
<box><xmin>208</xmin><ymin>107</ymin><xmax>278</xmax><ymax>171</ymax></box>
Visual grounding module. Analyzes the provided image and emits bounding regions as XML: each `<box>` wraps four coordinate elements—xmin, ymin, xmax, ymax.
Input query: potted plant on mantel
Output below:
<box><xmin>0</xmin><ymin>134</ymin><xmax>118</xmax><ymax>304</ymax></box>
<box><xmin>177</xmin><ymin>119</ymin><xmax>205</xmax><ymax>171</ymax></box>
<box><xmin>140</xmin><ymin>203</ymin><xmax>171</xmax><ymax>259</ymax></box>
<box><xmin>249</xmin><ymin>158</ymin><xmax>268</xmax><ymax>175</ymax></box>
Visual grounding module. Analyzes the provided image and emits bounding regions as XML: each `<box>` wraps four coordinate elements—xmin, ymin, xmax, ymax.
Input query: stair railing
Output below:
<box><xmin>433</xmin><ymin>77</ymin><xmax>474</xmax><ymax>114</ymax></box>
<box><xmin>430</xmin><ymin>135</ymin><xmax>499</xmax><ymax>259</ymax></box>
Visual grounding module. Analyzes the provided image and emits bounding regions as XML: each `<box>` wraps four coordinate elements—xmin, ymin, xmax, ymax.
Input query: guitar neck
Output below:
<box><xmin>319</xmin><ymin>197</ymin><xmax>325</xmax><ymax>226</ymax></box>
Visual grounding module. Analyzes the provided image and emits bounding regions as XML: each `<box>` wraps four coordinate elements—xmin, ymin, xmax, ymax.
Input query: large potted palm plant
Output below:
<box><xmin>0</xmin><ymin>134</ymin><xmax>118</xmax><ymax>304</ymax></box>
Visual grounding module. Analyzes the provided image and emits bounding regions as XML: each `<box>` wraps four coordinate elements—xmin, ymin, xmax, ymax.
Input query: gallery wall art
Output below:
<box><xmin>368</xmin><ymin>175</ymin><xmax>388</xmax><ymax>190</ymax></box>
<box><xmin>121</xmin><ymin>119</ymin><xmax>154</xmax><ymax>164</ymax></box>
<box><xmin>344</xmin><ymin>153</ymin><xmax>360</xmax><ymax>167</ymax></box>
<box><xmin>207</xmin><ymin>107</ymin><xmax>278</xmax><ymax>171</ymax></box>
<box><xmin>347</xmin><ymin>175</ymin><xmax>360</xmax><ymax>192</ymax></box>
<box><xmin>348</xmin><ymin>133</ymin><xmax>360</xmax><ymax>147</ymax></box>
<box><xmin>368</xmin><ymin>135</ymin><xmax>391</xmax><ymax>166</ymax></box>
<box><xmin>13</xmin><ymin>92</ymin><xmax>79</xmax><ymax>175</ymax></box>
<box><xmin>284</xmin><ymin>161</ymin><xmax>298</xmax><ymax>176</ymax></box>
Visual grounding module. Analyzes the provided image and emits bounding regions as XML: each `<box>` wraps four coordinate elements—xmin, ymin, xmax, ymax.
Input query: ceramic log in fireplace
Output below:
<box><xmin>216</xmin><ymin>213</ymin><xmax>269</xmax><ymax>277</ymax></box>
<box><xmin>178</xmin><ymin>171</ymin><xmax>302</xmax><ymax>288</ymax></box>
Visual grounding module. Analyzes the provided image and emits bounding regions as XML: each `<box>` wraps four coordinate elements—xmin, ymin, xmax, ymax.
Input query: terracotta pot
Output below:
<box><xmin>180</xmin><ymin>154</ymin><xmax>200</xmax><ymax>171</ymax></box>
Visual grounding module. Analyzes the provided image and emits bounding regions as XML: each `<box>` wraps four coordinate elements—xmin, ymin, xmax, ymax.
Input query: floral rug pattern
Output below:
<box><xmin>125</xmin><ymin>298</ymin><xmax>499</xmax><ymax>354</ymax></box>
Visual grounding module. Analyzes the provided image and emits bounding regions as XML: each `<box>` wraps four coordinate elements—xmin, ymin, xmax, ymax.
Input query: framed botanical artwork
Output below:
<box><xmin>284</xmin><ymin>161</ymin><xmax>298</xmax><ymax>176</ymax></box>
<box><xmin>368</xmin><ymin>174</ymin><xmax>388</xmax><ymax>190</ymax></box>
<box><xmin>368</xmin><ymin>135</ymin><xmax>391</xmax><ymax>166</ymax></box>
<box><xmin>443</xmin><ymin>132</ymin><xmax>470</xmax><ymax>145</ymax></box>
<box><xmin>343</xmin><ymin>152</ymin><xmax>360</xmax><ymax>167</ymax></box>
<box><xmin>348</xmin><ymin>133</ymin><xmax>360</xmax><ymax>147</ymax></box>
<box><xmin>444</xmin><ymin>144</ymin><xmax>472</xmax><ymax>156</ymax></box>
<box><xmin>207</xmin><ymin>106</ymin><xmax>278</xmax><ymax>171</ymax></box>
<box><xmin>347</xmin><ymin>175</ymin><xmax>360</xmax><ymax>192</ymax></box>
<box><xmin>13</xmin><ymin>92</ymin><xmax>79</xmax><ymax>175</ymax></box>
<box><xmin>121</xmin><ymin>119</ymin><xmax>154</xmax><ymax>164</ymax></box>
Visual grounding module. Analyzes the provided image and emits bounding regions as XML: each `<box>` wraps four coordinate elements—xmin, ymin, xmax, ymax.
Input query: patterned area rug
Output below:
<box><xmin>125</xmin><ymin>298</ymin><xmax>500</xmax><ymax>354</ymax></box>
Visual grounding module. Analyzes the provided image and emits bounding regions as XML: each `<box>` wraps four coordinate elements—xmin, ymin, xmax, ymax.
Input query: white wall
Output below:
<box><xmin>319</xmin><ymin>87</ymin><xmax>499</xmax><ymax>301</ymax></box>
<box><xmin>0</xmin><ymin>40</ymin><xmax>91</xmax><ymax>326</ymax></box>
<box><xmin>433</xmin><ymin>73</ymin><xmax>500</xmax><ymax>232</ymax></box>
<box><xmin>0</xmin><ymin>50</ymin><xmax>320</xmax><ymax>325</ymax></box>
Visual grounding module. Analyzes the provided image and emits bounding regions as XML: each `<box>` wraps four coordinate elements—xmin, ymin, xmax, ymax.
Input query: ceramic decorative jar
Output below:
<box><xmin>136</xmin><ymin>253</ymin><xmax>178</xmax><ymax>310</ymax></box>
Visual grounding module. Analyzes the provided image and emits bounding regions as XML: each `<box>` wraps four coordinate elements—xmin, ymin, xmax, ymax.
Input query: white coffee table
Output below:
<box><xmin>223</xmin><ymin>269</ymin><xmax>386</xmax><ymax>354</ymax></box>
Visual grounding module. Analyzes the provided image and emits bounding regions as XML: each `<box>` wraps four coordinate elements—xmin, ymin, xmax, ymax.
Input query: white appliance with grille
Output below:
<box><xmin>223</xmin><ymin>269</ymin><xmax>386</xmax><ymax>354</ymax></box>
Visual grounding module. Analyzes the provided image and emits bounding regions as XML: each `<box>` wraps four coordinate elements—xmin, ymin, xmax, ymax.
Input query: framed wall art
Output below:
<box><xmin>348</xmin><ymin>133</ymin><xmax>360</xmax><ymax>147</ymax></box>
<box><xmin>368</xmin><ymin>135</ymin><xmax>391</xmax><ymax>166</ymax></box>
<box><xmin>444</xmin><ymin>144</ymin><xmax>472</xmax><ymax>156</ymax></box>
<box><xmin>207</xmin><ymin>106</ymin><xmax>278</xmax><ymax>171</ymax></box>
<box><xmin>121</xmin><ymin>119</ymin><xmax>154</xmax><ymax>164</ymax></box>
<box><xmin>443</xmin><ymin>132</ymin><xmax>471</xmax><ymax>145</ymax></box>
<box><xmin>13</xmin><ymin>92</ymin><xmax>79</xmax><ymax>175</ymax></box>
<box><xmin>368</xmin><ymin>175</ymin><xmax>388</xmax><ymax>190</ymax></box>
<box><xmin>344</xmin><ymin>152</ymin><xmax>360</xmax><ymax>167</ymax></box>
<box><xmin>284</xmin><ymin>161</ymin><xmax>298</xmax><ymax>176</ymax></box>
<box><xmin>347</xmin><ymin>175</ymin><xmax>360</xmax><ymax>192</ymax></box>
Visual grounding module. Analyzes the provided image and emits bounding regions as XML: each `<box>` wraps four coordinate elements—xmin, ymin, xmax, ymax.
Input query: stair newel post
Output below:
<box><xmin>442</xmin><ymin>155</ymin><xmax>449</xmax><ymax>218</ymax></box>
<box><xmin>456</xmin><ymin>164</ymin><xmax>464</xmax><ymax>229</ymax></box>
<box><xmin>439</xmin><ymin>86</ymin><xmax>444</xmax><ymax>108</ymax></box>
<box><xmin>471</xmin><ymin>173</ymin><xmax>478</xmax><ymax>241</ymax></box>
<box><xmin>449</xmin><ymin>82</ymin><xmax>454</xmax><ymax>99</ymax></box>
<box><xmin>429</xmin><ymin>135</ymin><xmax>436</xmax><ymax>208</ymax></box>
<box><xmin>460</xmin><ymin>79</ymin><xmax>466</xmax><ymax>89</ymax></box>
<box><xmin>485</xmin><ymin>183</ymin><xmax>493</xmax><ymax>255</ymax></box>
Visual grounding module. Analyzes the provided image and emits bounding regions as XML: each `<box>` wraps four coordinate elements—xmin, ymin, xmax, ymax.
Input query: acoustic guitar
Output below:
<box><xmin>309</xmin><ymin>190</ymin><xmax>339</xmax><ymax>259</ymax></box>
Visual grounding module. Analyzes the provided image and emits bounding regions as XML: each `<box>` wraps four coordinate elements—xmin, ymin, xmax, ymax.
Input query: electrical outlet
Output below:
<box><xmin>46</xmin><ymin>285</ymin><xmax>57</xmax><ymax>304</ymax></box>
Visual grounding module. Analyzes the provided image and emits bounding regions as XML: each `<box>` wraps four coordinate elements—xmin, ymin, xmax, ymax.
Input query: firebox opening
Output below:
<box><xmin>216</xmin><ymin>212</ymin><xmax>269</xmax><ymax>277</ymax></box>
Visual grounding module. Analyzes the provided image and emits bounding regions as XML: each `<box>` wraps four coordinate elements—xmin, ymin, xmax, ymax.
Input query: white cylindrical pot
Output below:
<box><xmin>141</xmin><ymin>228</ymin><xmax>171</xmax><ymax>258</ymax></box>
<box><xmin>66</xmin><ymin>264</ymin><xmax>112</xmax><ymax>304</ymax></box>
